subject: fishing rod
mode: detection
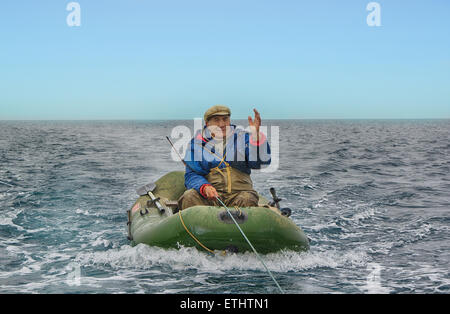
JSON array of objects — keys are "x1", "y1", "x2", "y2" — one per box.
[
  {"x1": 166, "y1": 136, "x2": 285, "y2": 294},
  {"x1": 214, "y1": 196, "x2": 285, "y2": 294},
  {"x1": 166, "y1": 136, "x2": 190, "y2": 169}
]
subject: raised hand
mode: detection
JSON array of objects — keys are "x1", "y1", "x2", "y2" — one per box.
[{"x1": 248, "y1": 108, "x2": 261, "y2": 141}]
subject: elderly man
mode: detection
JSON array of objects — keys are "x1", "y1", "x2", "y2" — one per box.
[{"x1": 178, "y1": 105, "x2": 271, "y2": 210}]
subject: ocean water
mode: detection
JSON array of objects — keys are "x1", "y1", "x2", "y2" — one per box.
[{"x1": 0, "y1": 119, "x2": 449, "y2": 294}]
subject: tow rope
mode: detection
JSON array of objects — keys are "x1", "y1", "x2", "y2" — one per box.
[
  {"x1": 215, "y1": 197, "x2": 285, "y2": 294},
  {"x1": 178, "y1": 199, "x2": 285, "y2": 294},
  {"x1": 178, "y1": 209, "x2": 216, "y2": 255}
]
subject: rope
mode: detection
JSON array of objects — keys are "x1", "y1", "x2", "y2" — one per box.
[
  {"x1": 177, "y1": 197, "x2": 285, "y2": 293},
  {"x1": 234, "y1": 206, "x2": 242, "y2": 217},
  {"x1": 196, "y1": 143, "x2": 233, "y2": 193},
  {"x1": 178, "y1": 210, "x2": 215, "y2": 255},
  {"x1": 210, "y1": 166, "x2": 232, "y2": 194},
  {"x1": 216, "y1": 197, "x2": 285, "y2": 294}
]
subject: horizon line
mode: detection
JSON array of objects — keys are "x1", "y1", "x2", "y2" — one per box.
[{"x1": 1, "y1": 118, "x2": 449, "y2": 122}]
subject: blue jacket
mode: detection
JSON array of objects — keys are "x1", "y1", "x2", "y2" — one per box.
[{"x1": 184, "y1": 125, "x2": 271, "y2": 193}]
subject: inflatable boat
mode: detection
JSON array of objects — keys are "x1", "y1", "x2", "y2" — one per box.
[{"x1": 127, "y1": 171, "x2": 309, "y2": 254}]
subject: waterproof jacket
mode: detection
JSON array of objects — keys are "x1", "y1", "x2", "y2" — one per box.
[{"x1": 184, "y1": 125, "x2": 271, "y2": 194}]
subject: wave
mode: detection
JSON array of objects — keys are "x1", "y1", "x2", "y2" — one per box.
[{"x1": 75, "y1": 244, "x2": 368, "y2": 275}]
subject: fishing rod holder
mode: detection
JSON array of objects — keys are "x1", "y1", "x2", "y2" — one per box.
[
  {"x1": 269, "y1": 187, "x2": 282, "y2": 208},
  {"x1": 269, "y1": 187, "x2": 292, "y2": 217},
  {"x1": 146, "y1": 197, "x2": 161, "y2": 208}
]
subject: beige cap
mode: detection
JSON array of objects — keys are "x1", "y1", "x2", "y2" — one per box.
[{"x1": 204, "y1": 105, "x2": 231, "y2": 122}]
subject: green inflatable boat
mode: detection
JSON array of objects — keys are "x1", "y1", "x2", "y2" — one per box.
[{"x1": 127, "y1": 171, "x2": 309, "y2": 254}]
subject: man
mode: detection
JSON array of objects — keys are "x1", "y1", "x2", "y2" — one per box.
[{"x1": 178, "y1": 105, "x2": 271, "y2": 210}]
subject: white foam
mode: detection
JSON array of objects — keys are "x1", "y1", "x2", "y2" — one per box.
[
  {"x1": 0, "y1": 207, "x2": 24, "y2": 231},
  {"x1": 91, "y1": 238, "x2": 111, "y2": 248},
  {"x1": 310, "y1": 222, "x2": 341, "y2": 232},
  {"x1": 342, "y1": 208, "x2": 376, "y2": 223},
  {"x1": 75, "y1": 208, "x2": 89, "y2": 215},
  {"x1": 75, "y1": 244, "x2": 368, "y2": 274},
  {"x1": 75, "y1": 208, "x2": 101, "y2": 217}
]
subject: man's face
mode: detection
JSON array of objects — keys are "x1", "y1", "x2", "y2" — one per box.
[{"x1": 206, "y1": 115, "x2": 231, "y2": 138}]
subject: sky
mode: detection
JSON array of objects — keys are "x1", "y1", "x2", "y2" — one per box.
[{"x1": 0, "y1": 0, "x2": 449, "y2": 120}]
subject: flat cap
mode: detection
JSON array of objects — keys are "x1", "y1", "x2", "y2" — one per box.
[{"x1": 204, "y1": 105, "x2": 231, "y2": 122}]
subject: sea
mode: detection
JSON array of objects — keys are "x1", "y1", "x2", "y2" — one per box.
[{"x1": 0, "y1": 119, "x2": 449, "y2": 294}]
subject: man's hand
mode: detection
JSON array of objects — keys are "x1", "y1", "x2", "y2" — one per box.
[
  {"x1": 248, "y1": 108, "x2": 261, "y2": 141},
  {"x1": 203, "y1": 185, "x2": 219, "y2": 200}
]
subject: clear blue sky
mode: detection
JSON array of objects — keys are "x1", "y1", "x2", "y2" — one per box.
[{"x1": 0, "y1": 0, "x2": 449, "y2": 120}]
